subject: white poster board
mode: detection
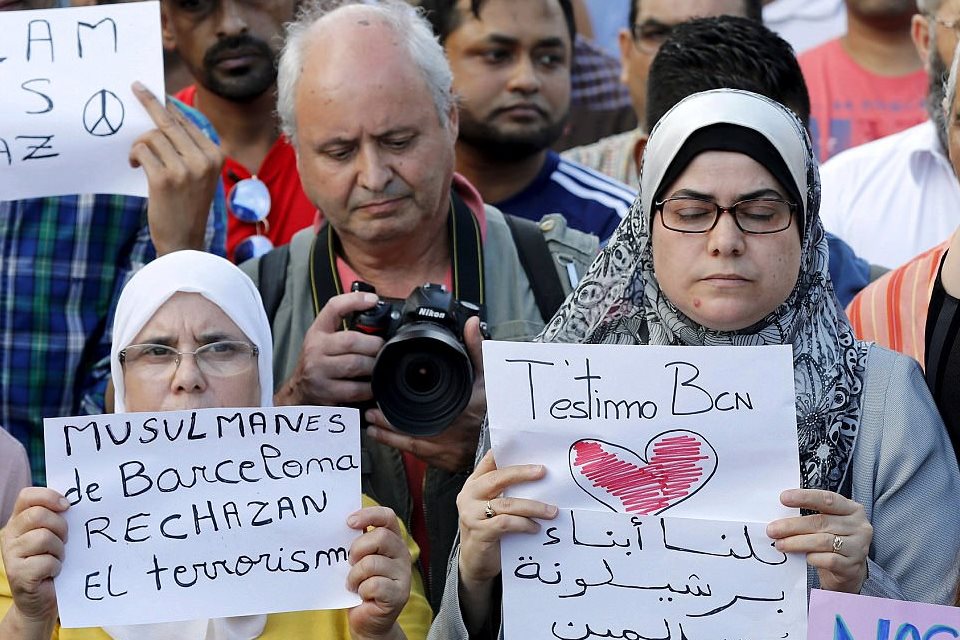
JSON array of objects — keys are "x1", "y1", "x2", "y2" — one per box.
[
  {"x1": 484, "y1": 342, "x2": 800, "y2": 522},
  {"x1": 44, "y1": 406, "x2": 361, "y2": 628},
  {"x1": 482, "y1": 342, "x2": 806, "y2": 639},
  {"x1": 0, "y1": 2, "x2": 165, "y2": 200}
]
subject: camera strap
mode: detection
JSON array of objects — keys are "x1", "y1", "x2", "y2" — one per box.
[{"x1": 308, "y1": 189, "x2": 485, "y2": 326}]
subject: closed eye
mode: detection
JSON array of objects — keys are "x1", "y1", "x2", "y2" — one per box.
[
  {"x1": 323, "y1": 146, "x2": 355, "y2": 161},
  {"x1": 382, "y1": 135, "x2": 415, "y2": 151}
]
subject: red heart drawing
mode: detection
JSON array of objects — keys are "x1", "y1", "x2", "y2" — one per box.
[{"x1": 568, "y1": 430, "x2": 717, "y2": 515}]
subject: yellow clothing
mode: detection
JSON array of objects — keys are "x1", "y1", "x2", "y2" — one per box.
[{"x1": 0, "y1": 496, "x2": 431, "y2": 640}]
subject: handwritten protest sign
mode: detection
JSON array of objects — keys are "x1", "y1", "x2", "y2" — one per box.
[
  {"x1": 44, "y1": 406, "x2": 361, "y2": 628},
  {"x1": 808, "y1": 589, "x2": 960, "y2": 640},
  {"x1": 0, "y1": 2, "x2": 164, "y2": 200},
  {"x1": 483, "y1": 342, "x2": 805, "y2": 639},
  {"x1": 502, "y1": 509, "x2": 807, "y2": 640},
  {"x1": 483, "y1": 342, "x2": 801, "y2": 523}
]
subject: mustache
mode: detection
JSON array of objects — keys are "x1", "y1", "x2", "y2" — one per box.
[{"x1": 203, "y1": 34, "x2": 275, "y2": 67}]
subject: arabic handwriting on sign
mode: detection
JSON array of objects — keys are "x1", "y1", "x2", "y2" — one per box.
[
  {"x1": 550, "y1": 617, "x2": 676, "y2": 640},
  {"x1": 514, "y1": 556, "x2": 562, "y2": 585},
  {"x1": 570, "y1": 510, "x2": 642, "y2": 553},
  {"x1": 660, "y1": 519, "x2": 787, "y2": 566},
  {"x1": 558, "y1": 558, "x2": 715, "y2": 600},
  {"x1": 681, "y1": 574, "x2": 712, "y2": 597},
  {"x1": 559, "y1": 558, "x2": 614, "y2": 599},
  {"x1": 82, "y1": 89, "x2": 124, "y2": 137},
  {"x1": 686, "y1": 590, "x2": 786, "y2": 618},
  {"x1": 544, "y1": 526, "x2": 561, "y2": 546}
]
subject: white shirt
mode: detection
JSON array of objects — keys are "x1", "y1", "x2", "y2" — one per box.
[
  {"x1": 763, "y1": 0, "x2": 846, "y2": 54},
  {"x1": 819, "y1": 120, "x2": 960, "y2": 269}
]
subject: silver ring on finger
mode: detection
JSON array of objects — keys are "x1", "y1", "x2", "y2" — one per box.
[
  {"x1": 484, "y1": 500, "x2": 496, "y2": 519},
  {"x1": 832, "y1": 535, "x2": 844, "y2": 554}
]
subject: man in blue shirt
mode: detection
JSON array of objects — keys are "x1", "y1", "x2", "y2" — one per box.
[{"x1": 422, "y1": 0, "x2": 634, "y2": 242}]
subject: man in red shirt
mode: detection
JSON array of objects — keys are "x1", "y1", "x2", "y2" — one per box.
[
  {"x1": 799, "y1": 0, "x2": 927, "y2": 162},
  {"x1": 162, "y1": 0, "x2": 317, "y2": 261}
]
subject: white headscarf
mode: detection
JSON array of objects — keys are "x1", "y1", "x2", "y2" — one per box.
[
  {"x1": 110, "y1": 250, "x2": 273, "y2": 412},
  {"x1": 541, "y1": 89, "x2": 869, "y2": 494},
  {"x1": 106, "y1": 250, "x2": 271, "y2": 640}
]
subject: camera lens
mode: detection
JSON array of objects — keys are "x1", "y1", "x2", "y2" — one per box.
[
  {"x1": 404, "y1": 355, "x2": 442, "y2": 394},
  {"x1": 372, "y1": 323, "x2": 474, "y2": 436}
]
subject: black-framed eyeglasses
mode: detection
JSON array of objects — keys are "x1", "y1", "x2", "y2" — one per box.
[
  {"x1": 630, "y1": 21, "x2": 676, "y2": 54},
  {"x1": 654, "y1": 196, "x2": 797, "y2": 234},
  {"x1": 119, "y1": 341, "x2": 259, "y2": 377}
]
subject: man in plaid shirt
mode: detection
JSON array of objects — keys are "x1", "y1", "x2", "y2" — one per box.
[{"x1": 0, "y1": 81, "x2": 227, "y2": 484}]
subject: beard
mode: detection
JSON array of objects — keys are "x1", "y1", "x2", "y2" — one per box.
[
  {"x1": 926, "y1": 40, "x2": 949, "y2": 154},
  {"x1": 457, "y1": 110, "x2": 568, "y2": 162},
  {"x1": 200, "y1": 34, "x2": 277, "y2": 103}
]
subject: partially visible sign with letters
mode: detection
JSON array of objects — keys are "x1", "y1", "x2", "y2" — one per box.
[
  {"x1": 808, "y1": 590, "x2": 960, "y2": 640},
  {"x1": 44, "y1": 406, "x2": 362, "y2": 628},
  {"x1": 0, "y1": 2, "x2": 164, "y2": 199}
]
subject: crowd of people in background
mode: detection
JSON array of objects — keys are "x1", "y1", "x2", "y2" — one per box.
[{"x1": 1, "y1": 0, "x2": 959, "y2": 638}]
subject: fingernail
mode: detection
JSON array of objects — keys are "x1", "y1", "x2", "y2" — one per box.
[
  {"x1": 367, "y1": 426, "x2": 379, "y2": 438},
  {"x1": 347, "y1": 515, "x2": 358, "y2": 527},
  {"x1": 58, "y1": 497, "x2": 70, "y2": 509},
  {"x1": 132, "y1": 80, "x2": 145, "y2": 92},
  {"x1": 546, "y1": 504, "x2": 559, "y2": 517},
  {"x1": 362, "y1": 293, "x2": 378, "y2": 304}
]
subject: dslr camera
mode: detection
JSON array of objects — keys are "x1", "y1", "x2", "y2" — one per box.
[{"x1": 347, "y1": 281, "x2": 481, "y2": 436}]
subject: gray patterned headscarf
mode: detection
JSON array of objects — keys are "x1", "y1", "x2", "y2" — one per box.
[{"x1": 540, "y1": 89, "x2": 868, "y2": 493}]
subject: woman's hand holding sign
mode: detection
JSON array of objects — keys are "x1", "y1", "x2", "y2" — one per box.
[
  {"x1": 456, "y1": 450, "x2": 558, "y2": 634},
  {"x1": 0, "y1": 487, "x2": 69, "y2": 640},
  {"x1": 346, "y1": 506, "x2": 412, "y2": 640},
  {"x1": 767, "y1": 488, "x2": 873, "y2": 594}
]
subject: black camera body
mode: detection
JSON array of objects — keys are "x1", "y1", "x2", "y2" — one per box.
[{"x1": 347, "y1": 281, "x2": 481, "y2": 436}]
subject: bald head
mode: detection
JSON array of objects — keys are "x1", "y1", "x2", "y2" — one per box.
[
  {"x1": 298, "y1": 6, "x2": 412, "y2": 95},
  {"x1": 277, "y1": 0, "x2": 455, "y2": 146}
]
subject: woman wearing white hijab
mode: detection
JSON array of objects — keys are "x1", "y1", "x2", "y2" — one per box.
[
  {"x1": 0, "y1": 251, "x2": 431, "y2": 640},
  {"x1": 429, "y1": 90, "x2": 960, "y2": 639}
]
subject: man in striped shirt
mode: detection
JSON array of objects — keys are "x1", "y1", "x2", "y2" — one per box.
[{"x1": 422, "y1": 0, "x2": 635, "y2": 242}]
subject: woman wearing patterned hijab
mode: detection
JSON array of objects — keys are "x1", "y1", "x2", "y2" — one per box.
[{"x1": 432, "y1": 89, "x2": 960, "y2": 638}]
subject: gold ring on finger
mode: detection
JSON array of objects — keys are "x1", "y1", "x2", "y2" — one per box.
[
  {"x1": 832, "y1": 535, "x2": 844, "y2": 554},
  {"x1": 484, "y1": 500, "x2": 496, "y2": 519}
]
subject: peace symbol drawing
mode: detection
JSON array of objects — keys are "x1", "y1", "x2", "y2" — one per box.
[
  {"x1": 82, "y1": 89, "x2": 125, "y2": 137},
  {"x1": 568, "y1": 430, "x2": 718, "y2": 515}
]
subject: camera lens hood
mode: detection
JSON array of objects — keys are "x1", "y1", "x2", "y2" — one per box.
[{"x1": 371, "y1": 322, "x2": 474, "y2": 437}]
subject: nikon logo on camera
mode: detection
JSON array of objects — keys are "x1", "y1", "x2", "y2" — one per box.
[{"x1": 417, "y1": 308, "x2": 446, "y2": 320}]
